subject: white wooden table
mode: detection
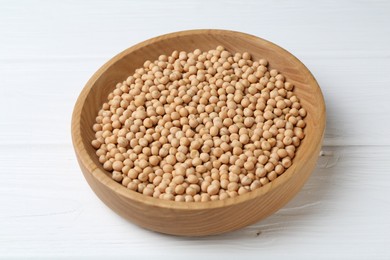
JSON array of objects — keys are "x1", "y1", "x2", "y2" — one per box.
[{"x1": 1, "y1": 0, "x2": 389, "y2": 258}]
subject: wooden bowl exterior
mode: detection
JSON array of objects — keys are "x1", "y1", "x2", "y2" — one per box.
[{"x1": 72, "y1": 30, "x2": 326, "y2": 236}]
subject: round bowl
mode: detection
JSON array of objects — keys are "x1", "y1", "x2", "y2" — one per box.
[{"x1": 72, "y1": 29, "x2": 326, "y2": 236}]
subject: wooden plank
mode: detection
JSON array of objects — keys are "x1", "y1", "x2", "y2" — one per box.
[
  {"x1": 0, "y1": 145, "x2": 389, "y2": 257},
  {"x1": 1, "y1": 0, "x2": 389, "y2": 146},
  {"x1": 1, "y1": 55, "x2": 389, "y2": 146}
]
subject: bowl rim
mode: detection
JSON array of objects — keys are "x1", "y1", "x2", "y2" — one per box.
[{"x1": 72, "y1": 29, "x2": 326, "y2": 211}]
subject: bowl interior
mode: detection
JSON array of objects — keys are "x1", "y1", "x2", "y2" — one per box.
[{"x1": 74, "y1": 30, "x2": 325, "y2": 208}]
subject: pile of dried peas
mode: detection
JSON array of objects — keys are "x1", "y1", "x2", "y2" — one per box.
[{"x1": 92, "y1": 46, "x2": 306, "y2": 202}]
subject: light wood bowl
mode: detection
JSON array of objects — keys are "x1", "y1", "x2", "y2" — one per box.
[{"x1": 72, "y1": 29, "x2": 326, "y2": 236}]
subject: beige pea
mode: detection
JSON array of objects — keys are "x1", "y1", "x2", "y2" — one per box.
[
  {"x1": 143, "y1": 187, "x2": 154, "y2": 196},
  {"x1": 122, "y1": 176, "x2": 131, "y2": 187},
  {"x1": 242, "y1": 52, "x2": 251, "y2": 60},
  {"x1": 241, "y1": 176, "x2": 252, "y2": 186},
  {"x1": 264, "y1": 162, "x2": 275, "y2": 172},
  {"x1": 175, "y1": 165, "x2": 186, "y2": 176},
  {"x1": 283, "y1": 136, "x2": 292, "y2": 146},
  {"x1": 173, "y1": 184, "x2": 184, "y2": 195},
  {"x1": 219, "y1": 154, "x2": 230, "y2": 164},
  {"x1": 277, "y1": 148, "x2": 288, "y2": 158},
  {"x1": 137, "y1": 159, "x2": 148, "y2": 169},
  {"x1": 263, "y1": 111, "x2": 274, "y2": 120},
  {"x1": 185, "y1": 186, "x2": 197, "y2": 196},
  {"x1": 200, "y1": 193, "x2": 210, "y2": 202},
  {"x1": 282, "y1": 157, "x2": 292, "y2": 168},
  {"x1": 175, "y1": 195, "x2": 185, "y2": 202},
  {"x1": 275, "y1": 164, "x2": 285, "y2": 175},
  {"x1": 250, "y1": 180, "x2": 261, "y2": 190},
  {"x1": 244, "y1": 117, "x2": 255, "y2": 128},
  {"x1": 207, "y1": 184, "x2": 220, "y2": 196},
  {"x1": 210, "y1": 126, "x2": 219, "y2": 136},
  {"x1": 267, "y1": 171, "x2": 277, "y2": 181},
  {"x1": 112, "y1": 161, "x2": 123, "y2": 172},
  {"x1": 285, "y1": 82, "x2": 294, "y2": 91},
  {"x1": 184, "y1": 195, "x2": 194, "y2": 202},
  {"x1": 201, "y1": 180, "x2": 211, "y2": 193},
  {"x1": 173, "y1": 175, "x2": 184, "y2": 185},
  {"x1": 162, "y1": 193, "x2": 175, "y2": 201},
  {"x1": 243, "y1": 161, "x2": 255, "y2": 171},
  {"x1": 191, "y1": 140, "x2": 202, "y2": 150},
  {"x1": 261, "y1": 141, "x2": 271, "y2": 151},
  {"x1": 134, "y1": 95, "x2": 146, "y2": 107},
  {"x1": 148, "y1": 155, "x2": 159, "y2": 167},
  {"x1": 227, "y1": 182, "x2": 239, "y2": 192},
  {"x1": 91, "y1": 140, "x2": 102, "y2": 149},
  {"x1": 255, "y1": 167, "x2": 267, "y2": 178},
  {"x1": 187, "y1": 174, "x2": 199, "y2": 184},
  {"x1": 199, "y1": 153, "x2": 210, "y2": 163},
  {"x1": 248, "y1": 74, "x2": 258, "y2": 83},
  {"x1": 176, "y1": 152, "x2": 187, "y2": 163},
  {"x1": 127, "y1": 182, "x2": 138, "y2": 191},
  {"x1": 138, "y1": 172, "x2": 148, "y2": 182},
  {"x1": 238, "y1": 187, "x2": 249, "y2": 195},
  {"x1": 166, "y1": 154, "x2": 177, "y2": 165},
  {"x1": 112, "y1": 171, "x2": 123, "y2": 182}
]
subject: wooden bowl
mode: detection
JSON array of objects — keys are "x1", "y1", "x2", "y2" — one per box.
[{"x1": 72, "y1": 29, "x2": 326, "y2": 236}]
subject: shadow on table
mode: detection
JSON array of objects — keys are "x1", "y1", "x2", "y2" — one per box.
[{"x1": 170, "y1": 146, "x2": 342, "y2": 241}]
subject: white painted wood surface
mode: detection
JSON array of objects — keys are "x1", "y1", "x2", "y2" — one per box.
[{"x1": 1, "y1": 0, "x2": 389, "y2": 258}]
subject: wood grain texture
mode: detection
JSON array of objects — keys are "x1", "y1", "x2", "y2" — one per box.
[
  {"x1": 71, "y1": 30, "x2": 325, "y2": 236},
  {"x1": 1, "y1": 145, "x2": 389, "y2": 258},
  {"x1": 1, "y1": 0, "x2": 389, "y2": 257}
]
